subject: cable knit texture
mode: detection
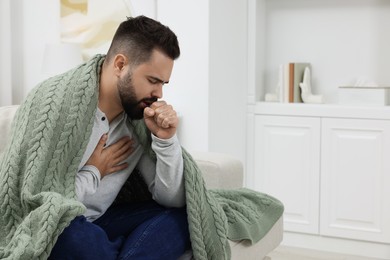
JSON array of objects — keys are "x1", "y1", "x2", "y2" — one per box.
[{"x1": 0, "y1": 55, "x2": 283, "y2": 260}]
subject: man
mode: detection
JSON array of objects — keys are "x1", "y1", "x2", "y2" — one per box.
[
  {"x1": 49, "y1": 16, "x2": 190, "y2": 259},
  {"x1": 0, "y1": 15, "x2": 190, "y2": 259},
  {"x1": 0, "y1": 14, "x2": 283, "y2": 260}
]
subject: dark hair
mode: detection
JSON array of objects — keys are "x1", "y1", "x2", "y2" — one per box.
[{"x1": 106, "y1": 15, "x2": 180, "y2": 65}]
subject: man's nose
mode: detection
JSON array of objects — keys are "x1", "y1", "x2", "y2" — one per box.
[{"x1": 152, "y1": 84, "x2": 163, "y2": 99}]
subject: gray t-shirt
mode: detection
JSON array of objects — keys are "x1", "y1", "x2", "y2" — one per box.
[{"x1": 76, "y1": 108, "x2": 185, "y2": 221}]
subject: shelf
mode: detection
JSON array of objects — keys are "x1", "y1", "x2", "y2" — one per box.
[
  {"x1": 250, "y1": 0, "x2": 390, "y2": 104},
  {"x1": 254, "y1": 102, "x2": 390, "y2": 120}
]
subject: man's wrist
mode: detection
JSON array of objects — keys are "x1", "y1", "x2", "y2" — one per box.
[{"x1": 151, "y1": 133, "x2": 178, "y2": 145}]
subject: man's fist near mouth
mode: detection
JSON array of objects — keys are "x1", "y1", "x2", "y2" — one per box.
[{"x1": 143, "y1": 100, "x2": 178, "y2": 140}]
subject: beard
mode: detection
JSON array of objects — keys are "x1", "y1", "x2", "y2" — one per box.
[{"x1": 117, "y1": 72, "x2": 157, "y2": 120}]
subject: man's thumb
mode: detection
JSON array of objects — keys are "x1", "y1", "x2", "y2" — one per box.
[
  {"x1": 144, "y1": 107, "x2": 155, "y2": 118},
  {"x1": 99, "y1": 134, "x2": 108, "y2": 149}
]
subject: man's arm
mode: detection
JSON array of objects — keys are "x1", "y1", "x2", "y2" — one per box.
[
  {"x1": 140, "y1": 100, "x2": 185, "y2": 207},
  {"x1": 75, "y1": 134, "x2": 134, "y2": 202},
  {"x1": 75, "y1": 165, "x2": 100, "y2": 201},
  {"x1": 137, "y1": 133, "x2": 185, "y2": 208}
]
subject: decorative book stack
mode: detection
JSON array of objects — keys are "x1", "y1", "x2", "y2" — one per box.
[{"x1": 278, "y1": 62, "x2": 311, "y2": 103}]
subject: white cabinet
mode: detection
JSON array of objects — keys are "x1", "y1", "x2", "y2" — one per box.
[
  {"x1": 321, "y1": 118, "x2": 390, "y2": 244},
  {"x1": 249, "y1": 102, "x2": 390, "y2": 258},
  {"x1": 245, "y1": 0, "x2": 390, "y2": 258},
  {"x1": 254, "y1": 115, "x2": 320, "y2": 234}
]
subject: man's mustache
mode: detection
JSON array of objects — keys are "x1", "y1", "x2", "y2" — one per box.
[{"x1": 140, "y1": 97, "x2": 158, "y2": 106}]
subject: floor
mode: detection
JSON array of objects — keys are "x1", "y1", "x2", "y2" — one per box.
[{"x1": 266, "y1": 246, "x2": 384, "y2": 260}]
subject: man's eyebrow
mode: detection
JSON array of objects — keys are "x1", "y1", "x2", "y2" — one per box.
[{"x1": 149, "y1": 76, "x2": 169, "y2": 85}]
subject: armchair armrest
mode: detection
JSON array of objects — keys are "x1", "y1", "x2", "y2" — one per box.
[
  {"x1": 0, "y1": 105, "x2": 19, "y2": 155},
  {"x1": 190, "y1": 151, "x2": 244, "y2": 189}
]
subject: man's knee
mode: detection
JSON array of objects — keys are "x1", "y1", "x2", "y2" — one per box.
[
  {"x1": 49, "y1": 216, "x2": 120, "y2": 260},
  {"x1": 165, "y1": 207, "x2": 189, "y2": 231},
  {"x1": 119, "y1": 207, "x2": 190, "y2": 259},
  {"x1": 159, "y1": 207, "x2": 190, "y2": 245}
]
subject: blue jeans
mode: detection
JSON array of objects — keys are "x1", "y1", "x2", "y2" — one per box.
[{"x1": 48, "y1": 201, "x2": 191, "y2": 260}]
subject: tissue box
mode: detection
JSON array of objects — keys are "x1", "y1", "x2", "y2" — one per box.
[{"x1": 338, "y1": 86, "x2": 390, "y2": 106}]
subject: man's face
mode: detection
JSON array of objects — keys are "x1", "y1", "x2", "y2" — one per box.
[
  {"x1": 117, "y1": 49, "x2": 174, "y2": 120},
  {"x1": 117, "y1": 71, "x2": 155, "y2": 120}
]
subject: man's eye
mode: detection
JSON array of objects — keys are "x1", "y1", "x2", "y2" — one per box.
[{"x1": 148, "y1": 78, "x2": 158, "y2": 84}]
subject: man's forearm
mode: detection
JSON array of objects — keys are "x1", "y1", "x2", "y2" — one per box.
[{"x1": 138, "y1": 134, "x2": 185, "y2": 207}]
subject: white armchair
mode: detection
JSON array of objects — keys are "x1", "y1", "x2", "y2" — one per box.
[
  {"x1": 188, "y1": 151, "x2": 283, "y2": 260},
  {"x1": 0, "y1": 105, "x2": 283, "y2": 259}
]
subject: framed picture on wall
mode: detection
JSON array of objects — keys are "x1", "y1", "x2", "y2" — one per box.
[{"x1": 60, "y1": 0, "x2": 132, "y2": 60}]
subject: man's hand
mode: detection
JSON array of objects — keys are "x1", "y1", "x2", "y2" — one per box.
[
  {"x1": 85, "y1": 135, "x2": 134, "y2": 178},
  {"x1": 144, "y1": 101, "x2": 178, "y2": 139}
]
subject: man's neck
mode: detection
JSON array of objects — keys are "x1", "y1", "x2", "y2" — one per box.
[
  {"x1": 98, "y1": 64, "x2": 123, "y2": 123},
  {"x1": 98, "y1": 100, "x2": 123, "y2": 123}
]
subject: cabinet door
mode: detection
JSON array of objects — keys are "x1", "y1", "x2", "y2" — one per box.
[
  {"x1": 321, "y1": 118, "x2": 390, "y2": 243},
  {"x1": 254, "y1": 115, "x2": 321, "y2": 234}
]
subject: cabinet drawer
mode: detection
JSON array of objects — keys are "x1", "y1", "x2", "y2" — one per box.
[
  {"x1": 254, "y1": 115, "x2": 321, "y2": 234},
  {"x1": 321, "y1": 118, "x2": 390, "y2": 243}
]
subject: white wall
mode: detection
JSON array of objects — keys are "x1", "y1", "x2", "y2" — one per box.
[
  {"x1": 1, "y1": 0, "x2": 60, "y2": 104},
  {"x1": 157, "y1": 0, "x2": 210, "y2": 152},
  {"x1": 130, "y1": 0, "x2": 156, "y2": 18},
  {"x1": 12, "y1": 0, "x2": 249, "y2": 164},
  {"x1": 17, "y1": 0, "x2": 212, "y2": 153},
  {"x1": 0, "y1": 0, "x2": 13, "y2": 106},
  {"x1": 22, "y1": 0, "x2": 61, "y2": 96},
  {"x1": 209, "y1": 0, "x2": 248, "y2": 162},
  {"x1": 157, "y1": 0, "x2": 248, "y2": 164},
  {"x1": 0, "y1": 0, "x2": 38, "y2": 105}
]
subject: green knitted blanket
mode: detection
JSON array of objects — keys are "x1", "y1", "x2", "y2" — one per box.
[{"x1": 0, "y1": 55, "x2": 284, "y2": 260}]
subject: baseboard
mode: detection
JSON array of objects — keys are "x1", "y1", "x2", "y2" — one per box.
[{"x1": 281, "y1": 231, "x2": 390, "y2": 259}]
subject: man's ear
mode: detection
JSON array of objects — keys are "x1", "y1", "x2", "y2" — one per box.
[{"x1": 113, "y1": 54, "x2": 127, "y2": 76}]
